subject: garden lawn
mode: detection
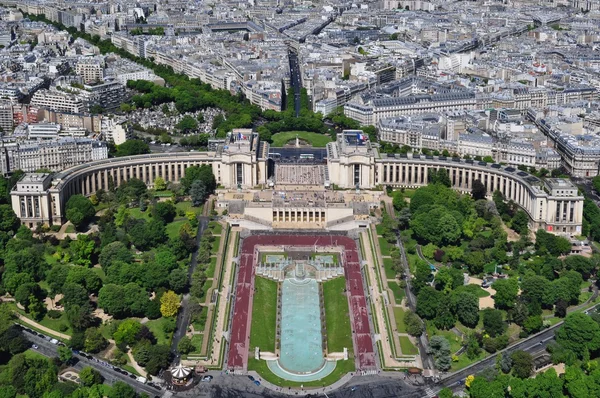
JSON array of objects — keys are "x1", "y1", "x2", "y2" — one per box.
[
  {"x1": 376, "y1": 224, "x2": 386, "y2": 236},
  {"x1": 249, "y1": 277, "x2": 278, "y2": 352},
  {"x1": 388, "y1": 281, "x2": 405, "y2": 304},
  {"x1": 190, "y1": 334, "x2": 204, "y2": 353},
  {"x1": 393, "y1": 307, "x2": 406, "y2": 333},
  {"x1": 427, "y1": 321, "x2": 463, "y2": 354},
  {"x1": 166, "y1": 220, "x2": 186, "y2": 239},
  {"x1": 247, "y1": 357, "x2": 354, "y2": 388},
  {"x1": 462, "y1": 284, "x2": 490, "y2": 298},
  {"x1": 323, "y1": 277, "x2": 353, "y2": 353},
  {"x1": 383, "y1": 258, "x2": 397, "y2": 279},
  {"x1": 201, "y1": 280, "x2": 213, "y2": 299},
  {"x1": 271, "y1": 131, "x2": 332, "y2": 148},
  {"x1": 65, "y1": 225, "x2": 76, "y2": 233},
  {"x1": 211, "y1": 237, "x2": 221, "y2": 254},
  {"x1": 145, "y1": 318, "x2": 174, "y2": 346},
  {"x1": 208, "y1": 222, "x2": 222, "y2": 235},
  {"x1": 205, "y1": 257, "x2": 217, "y2": 278},
  {"x1": 378, "y1": 237, "x2": 392, "y2": 256},
  {"x1": 399, "y1": 336, "x2": 418, "y2": 355}
]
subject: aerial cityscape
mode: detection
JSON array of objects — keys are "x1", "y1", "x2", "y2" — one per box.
[{"x1": 1, "y1": 0, "x2": 600, "y2": 397}]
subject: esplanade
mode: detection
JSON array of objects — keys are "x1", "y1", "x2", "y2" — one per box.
[{"x1": 11, "y1": 129, "x2": 583, "y2": 234}]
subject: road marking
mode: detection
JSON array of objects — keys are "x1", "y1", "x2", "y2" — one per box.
[{"x1": 423, "y1": 387, "x2": 436, "y2": 398}]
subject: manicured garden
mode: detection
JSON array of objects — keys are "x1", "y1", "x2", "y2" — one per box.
[
  {"x1": 271, "y1": 131, "x2": 332, "y2": 147},
  {"x1": 323, "y1": 277, "x2": 353, "y2": 353},
  {"x1": 248, "y1": 277, "x2": 278, "y2": 353}
]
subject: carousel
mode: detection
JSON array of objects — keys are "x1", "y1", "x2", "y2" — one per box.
[{"x1": 170, "y1": 363, "x2": 193, "y2": 386}]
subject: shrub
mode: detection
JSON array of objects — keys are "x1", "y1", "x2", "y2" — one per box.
[{"x1": 47, "y1": 310, "x2": 62, "y2": 319}]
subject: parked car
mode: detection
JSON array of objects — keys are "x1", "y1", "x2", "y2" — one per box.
[
  {"x1": 247, "y1": 375, "x2": 255, "y2": 382},
  {"x1": 32, "y1": 344, "x2": 38, "y2": 349},
  {"x1": 254, "y1": 380, "x2": 260, "y2": 386},
  {"x1": 201, "y1": 376, "x2": 213, "y2": 382}
]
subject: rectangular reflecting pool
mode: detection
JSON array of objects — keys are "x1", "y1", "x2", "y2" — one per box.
[{"x1": 278, "y1": 278, "x2": 326, "y2": 373}]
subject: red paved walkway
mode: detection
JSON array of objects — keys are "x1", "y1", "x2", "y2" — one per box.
[{"x1": 227, "y1": 235, "x2": 376, "y2": 371}]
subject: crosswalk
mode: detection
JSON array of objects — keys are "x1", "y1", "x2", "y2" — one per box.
[{"x1": 423, "y1": 387, "x2": 437, "y2": 398}]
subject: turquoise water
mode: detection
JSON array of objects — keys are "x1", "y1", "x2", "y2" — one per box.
[
  {"x1": 267, "y1": 358, "x2": 336, "y2": 382},
  {"x1": 278, "y1": 278, "x2": 325, "y2": 374}
]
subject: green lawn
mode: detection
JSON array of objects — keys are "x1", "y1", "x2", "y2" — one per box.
[
  {"x1": 165, "y1": 220, "x2": 186, "y2": 239},
  {"x1": 90, "y1": 267, "x2": 106, "y2": 281},
  {"x1": 399, "y1": 336, "x2": 418, "y2": 355},
  {"x1": 129, "y1": 208, "x2": 151, "y2": 221},
  {"x1": 202, "y1": 280, "x2": 213, "y2": 299},
  {"x1": 25, "y1": 349, "x2": 49, "y2": 361},
  {"x1": 388, "y1": 281, "x2": 405, "y2": 304},
  {"x1": 427, "y1": 321, "x2": 463, "y2": 354},
  {"x1": 190, "y1": 334, "x2": 204, "y2": 354},
  {"x1": 383, "y1": 258, "x2": 397, "y2": 279},
  {"x1": 122, "y1": 364, "x2": 141, "y2": 376},
  {"x1": 249, "y1": 277, "x2": 278, "y2": 352},
  {"x1": 378, "y1": 237, "x2": 392, "y2": 256},
  {"x1": 271, "y1": 131, "x2": 332, "y2": 148},
  {"x1": 208, "y1": 222, "x2": 222, "y2": 235},
  {"x1": 145, "y1": 318, "x2": 174, "y2": 346},
  {"x1": 323, "y1": 277, "x2": 353, "y2": 353},
  {"x1": 462, "y1": 284, "x2": 490, "y2": 298},
  {"x1": 393, "y1": 307, "x2": 406, "y2": 333},
  {"x1": 248, "y1": 357, "x2": 354, "y2": 388},
  {"x1": 39, "y1": 313, "x2": 72, "y2": 336},
  {"x1": 211, "y1": 237, "x2": 221, "y2": 254},
  {"x1": 205, "y1": 257, "x2": 217, "y2": 278},
  {"x1": 65, "y1": 225, "x2": 75, "y2": 233},
  {"x1": 376, "y1": 224, "x2": 386, "y2": 236}
]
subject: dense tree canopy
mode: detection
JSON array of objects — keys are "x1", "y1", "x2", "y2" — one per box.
[{"x1": 65, "y1": 195, "x2": 95, "y2": 229}]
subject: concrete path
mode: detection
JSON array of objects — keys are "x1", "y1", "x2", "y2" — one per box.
[
  {"x1": 15, "y1": 313, "x2": 71, "y2": 340},
  {"x1": 361, "y1": 230, "x2": 411, "y2": 369},
  {"x1": 127, "y1": 350, "x2": 147, "y2": 377},
  {"x1": 246, "y1": 370, "x2": 354, "y2": 396},
  {"x1": 187, "y1": 227, "x2": 238, "y2": 367}
]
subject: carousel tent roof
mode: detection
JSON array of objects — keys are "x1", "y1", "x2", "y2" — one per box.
[{"x1": 170, "y1": 364, "x2": 192, "y2": 379}]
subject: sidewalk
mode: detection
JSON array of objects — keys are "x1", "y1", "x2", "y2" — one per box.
[
  {"x1": 15, "y1": 313, "x2": 71, "y2": 340},
  {"x1": 247, "y1": 370, "x2": 354, "y2": 396}
]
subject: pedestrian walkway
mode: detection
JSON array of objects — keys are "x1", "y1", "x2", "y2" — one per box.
[
  {"x1": 246, "y1": 370, "x2": 354, "y2": 396},
  {"x1": 423, "y1": 387, "x2": 437, "y2": 398},
  {"x1": 127, "y1": 350, "x2": 147, "y2": 377},
  {"x1": 15, "y1": 313, "x2": 71, "y2": 340}
]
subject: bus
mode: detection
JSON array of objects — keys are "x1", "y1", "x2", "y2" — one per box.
[{"x1": 299, "y1": 154, "x2": 314, "y2": 160}]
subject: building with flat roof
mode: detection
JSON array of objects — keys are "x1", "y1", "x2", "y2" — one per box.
[{"x1": 11, "y1": 130, "x2": 583, "y2": 235}]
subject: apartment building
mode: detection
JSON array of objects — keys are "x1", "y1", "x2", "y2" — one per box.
[
  {"x1": 75, "y1": 59, "x2": 104, "y2": 84},
  {"x1": 0, "y1": 102, "x2": 13, "y2": 133},
  {"x1": 0, "y1": 138, "x2": 108, "y2": 174},
  {"x1": 31, "y1": 90, "x2": 85, "y2": 113}
]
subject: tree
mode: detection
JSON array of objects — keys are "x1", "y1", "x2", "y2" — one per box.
[
  {"x1": 556, "y1": 313, "x2": 600, "y2": 359},
  {"x1": 523, "y1": 315, "x2": 543, "y2": 335},
  {"x1": 79, "y1": 366, "x2": 103, "y2": 387},
  {"x1": 84, "y1": 327, "x2": 108, "y2": 353},
  {"x1": 466, "y1": 333, "x2": 482, "y2": 360},
  {"x1": 116, "y1": 139, "x2": 150, "y2": 157},
  {"x1": 98, "y1": 284, "x2": 129, "y2": 317},
  {"x1": 0, "y1": 204, "x2": 20, "y2": 234},
  {"x1": 176, "y1": 115, "x2": 198, "y2": 133},
  {"x1": 472, "y1": 179, "x2": 486, "y2": 200},
  {"x1": 492, "y1": 278, "x2": 519, "y2": 310},
  {"x1": 181, "y1": 164, "x2": 216, "y2": 194},
  {"x1": 521, "y1": 275, "x2": 552, "y2": 309},
  {"x1": 62, "y1": 282, "x2": 90, "y2": 309},
  {"x1": 482, "y1": 309, "x2": 506, "y2": 337},
  {"x1": 178, "y1": 336, "x2": 194, "y2": 354},
  {"x1": 451, "y1": 291, "x2": 479, "y2": 328},
  {"x1": 511, "y1": 210, "x2": 529, "y2": 235},
  {"x1": 99, "y1": 241, "x2": 133, "y2": 270},
  {"x1": 153, "y1": 201, "x2": 176, "y2": 223},
  {"x1": 434, "y1": 298, "x2": 456, "y2": 330},
  {"x1": 69, "y1": 234, "x2": 95, "y2": 267},
  {"x1": 57, "y1": 345, "x2": 73, "y2": 363},
  {"x1": 153, "y1": 176, "x2": 166, "y2": 191},
  {"x1": 190, "y1": 180, "x2": 207, "y2": 206},
  {"x1": 65, "y1": 195, "x2": 95, "y2": 229},
  {"x1": 109, "y1": 381, "x2": 137, "y2": 398},
  {"x1": 511, "y1": 350, "x2": 533, "y2": 379},
  {"x1": 564, "y1": 255, "x2": 595, "y2": 280},
  {"x1": 129, "y1": 219, "x2": 167, "y2": 251},
  {"x1": 160, "y1": 290, "x2": 180, "y2": 317},
  {"x1": 66, "y1": 303, "x2": 95, "y2": 331},
  {"x1": 169, "y1": 268, "x2": 188, "y2": 293},
  {"x1": 416, "y1": 287, "x2": 442, "y2": 319},
  {"x1": 404, "y1": 310, "x2": 424, "y2": 337},
  {"x1": 428, "y1": 336, "x2": 452, "y2": 371}
]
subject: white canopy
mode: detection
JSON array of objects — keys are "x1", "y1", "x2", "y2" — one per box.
[{"x1": 170, "y1": 364, "x2": 192, "y2": 379}]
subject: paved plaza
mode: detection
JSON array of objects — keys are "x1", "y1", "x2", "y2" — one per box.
[{"x1": 275, "y1": 164, "x2": 325, "y2": 185}]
